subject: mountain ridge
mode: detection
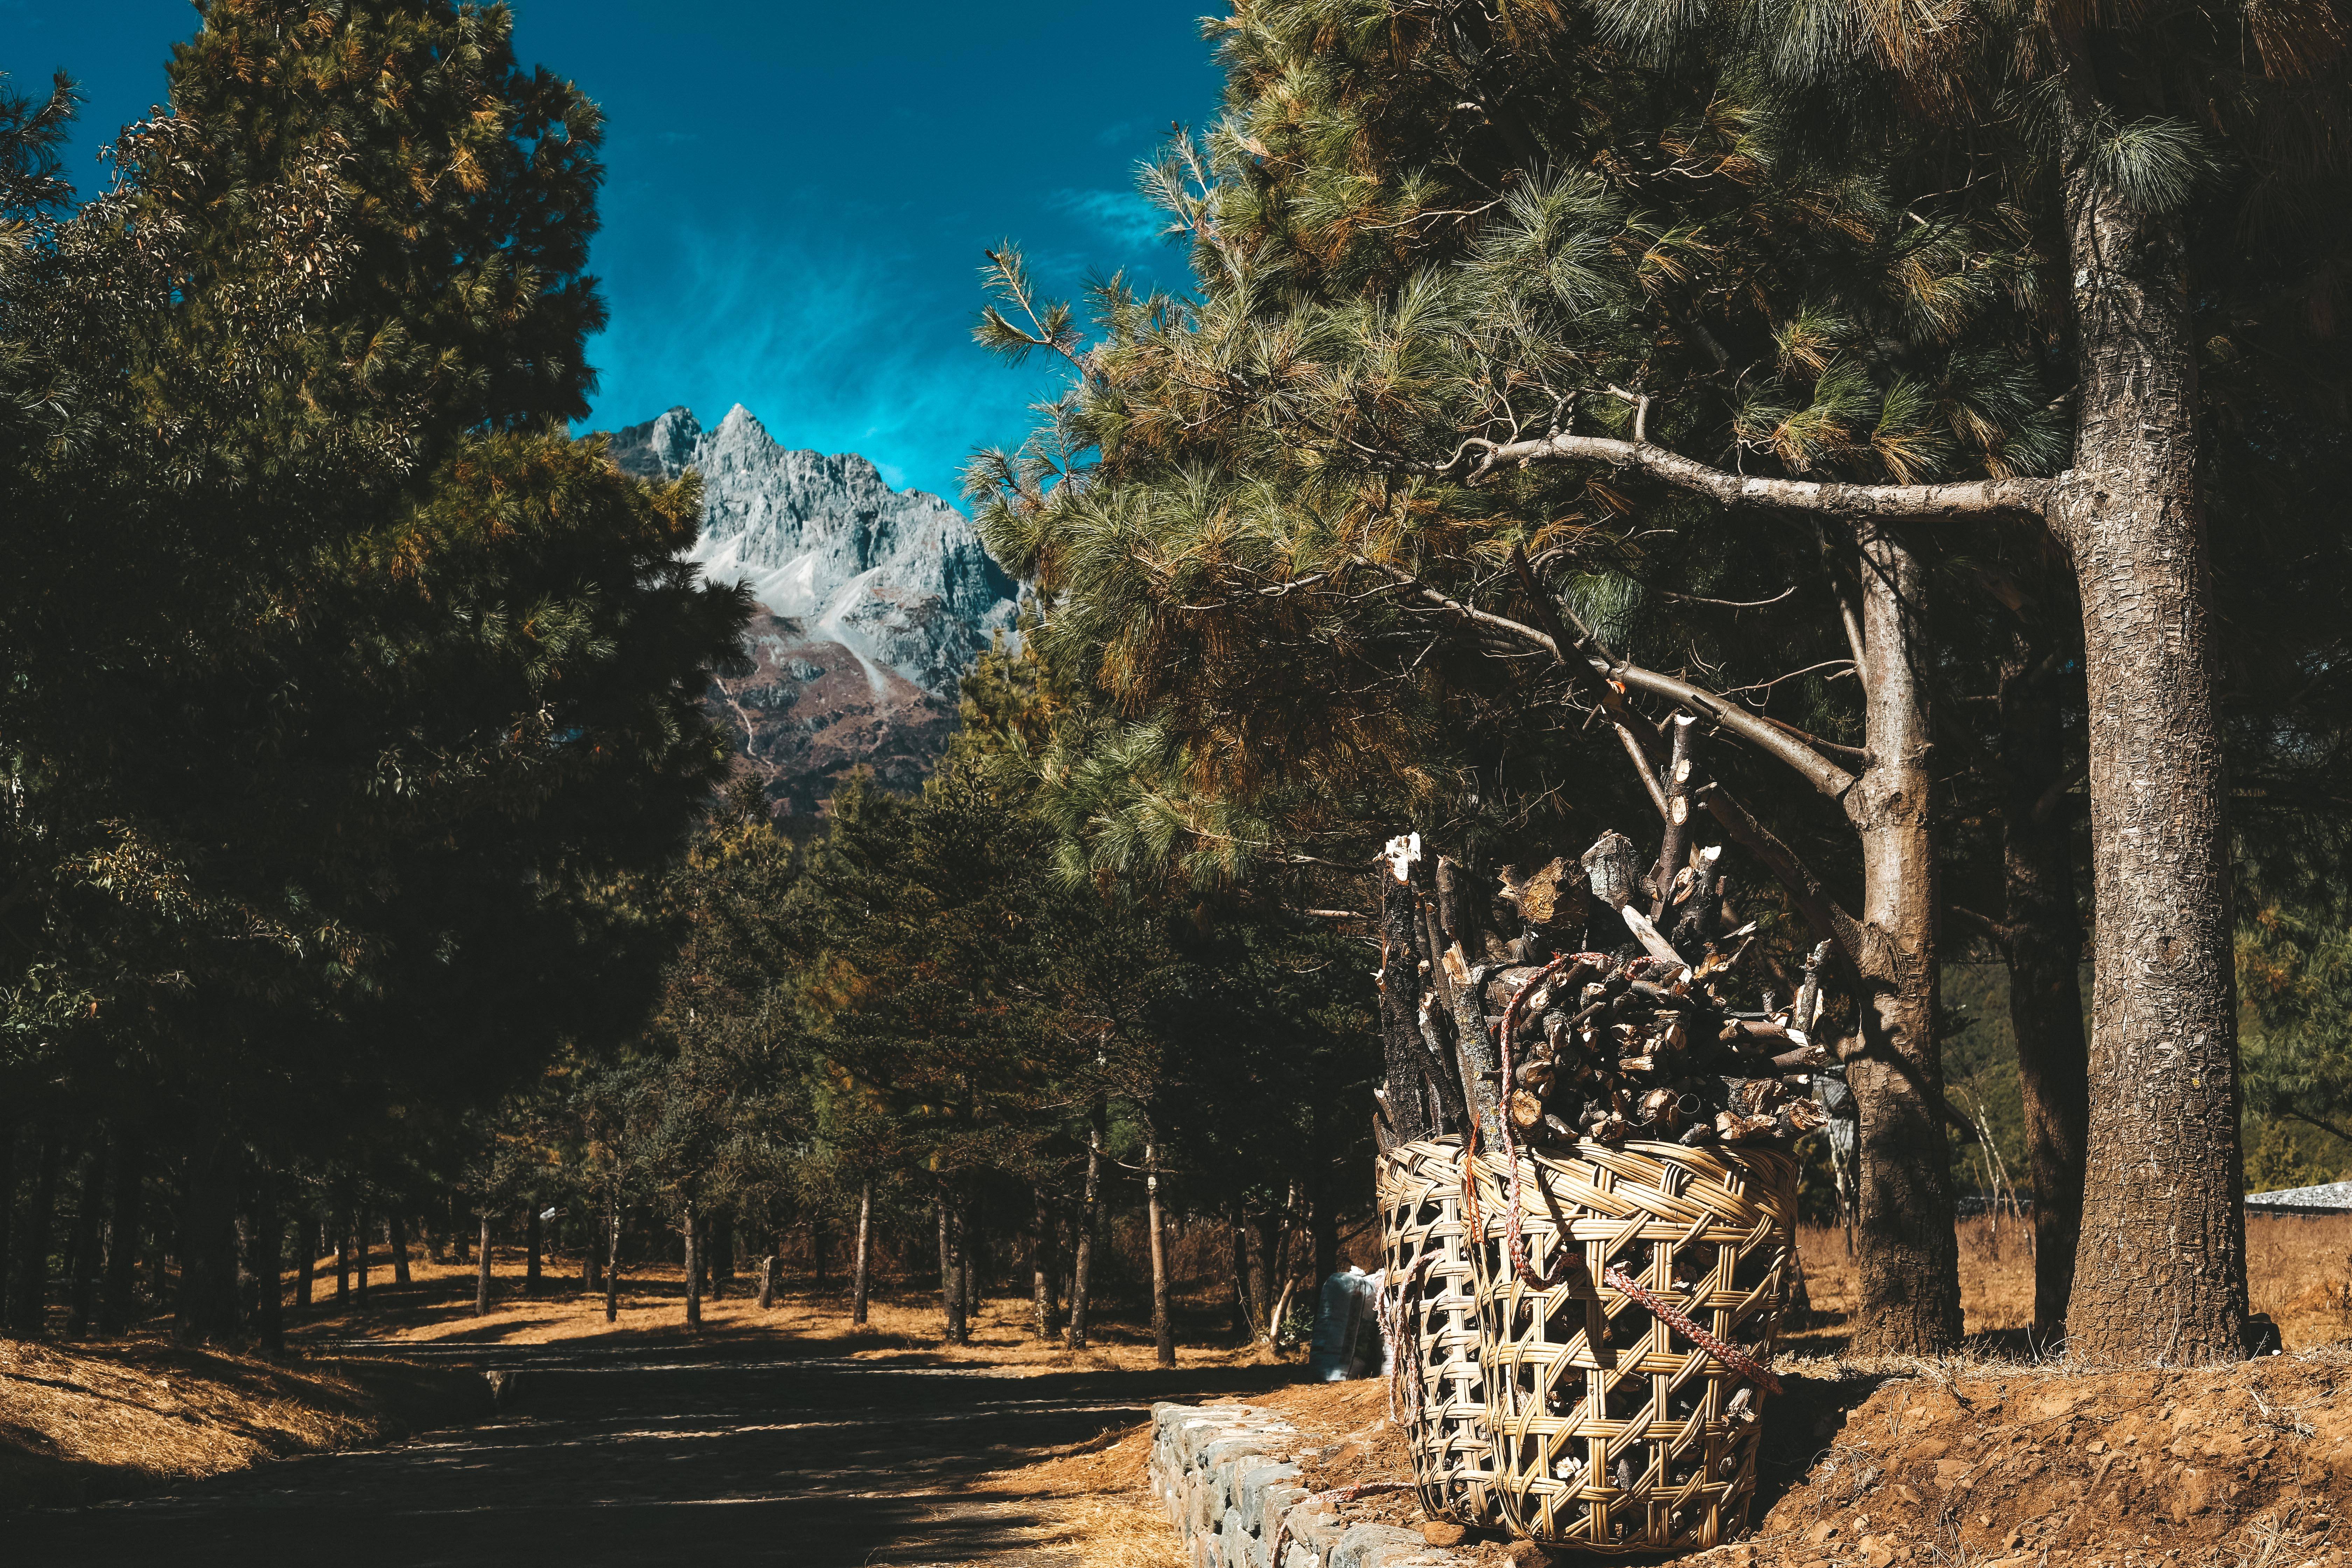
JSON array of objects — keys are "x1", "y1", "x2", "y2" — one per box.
[{"x1": 607, "y1": 405, "x2": 1018, "y2": 817}]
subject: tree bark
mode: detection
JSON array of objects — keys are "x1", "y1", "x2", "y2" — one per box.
[
  {"x1": 335, "y1": 1209, "x2": 351, "y2": 1305},
  {"x1": 603, "y1": 1186, "x2": 621, "y2": 1324},
  {"x1": 2054, "y1": 177, "x2": 2247, "y2": 1365},
  {"x1": 1998, "y1": 630, "x2": 2091, "y2": 1340},
  {"x1": 64, "y1": 1145, "x2": 104, "y2": 1338},
  {"x1": 941, "y1": 1186, "x2": 968, "y2": 1346},
  {"x1": 474, "y1": 1213, "x2": 492, "y2": 1316},
  {"x1": 353, "y1": 1199, "x2": 368, "y2": 1308},
  {"x1": 1066, "y1": 1099, "x2": 1104, "y2": 1350},
  {"x1": 852, "y1": 1181, "x2": 872, "y2": 1326},
  {"x1": 250, "y1": 1162, "x2": 282, "y2": 1354},
  {"x1": 173, "y1": 1138, "x2": 242, "y2": 1346},
  {"x1": 0, "y1": 1125, "x2": 15, "y2": 1332},
  {"x1": 1843, "y1": 522, "x2": 1963, "y2": 1356},
  {"x1": 295, "y1": 1208, "x2": 315, "y2": 1311},
  {"x1": 683, "y1": 1199, "x2": 702, "y2": 1330},
  {"x1": 389, "y1": 1211, "x2": 412, "y2": 1287},
  {"x1": 11, "y1": 1133, "x2": 61, "y2": 1335},
  {"x1": 1029, "y1": 1185, "x2": 1054, "y2": 1340},
  {"x1": 1147, "y1": 1139, "x2": 1174, "y2": 1366},
  {"x1": 524, "y1": 1203, "x2": 542, "y2": 1298},
  {"x1": 1228, "y1": 1209, "x2": 1254, "y2": 1338},
  {"x1": 99, "y1": 1135, "x2": 141, "y2": 1335}
]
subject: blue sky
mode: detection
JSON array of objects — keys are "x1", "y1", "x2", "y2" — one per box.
[{"x1": 4, "y1": 0, "x2": 1222, "y2": 499}]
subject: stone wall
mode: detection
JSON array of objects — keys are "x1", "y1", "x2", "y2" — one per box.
[{"x1": 1148, "y1": 1401, "x2": 1470, "y2": 1568}]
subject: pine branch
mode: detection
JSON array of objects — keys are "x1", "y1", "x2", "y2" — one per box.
[{"x1": 1422, "y1": 430, "x2": 2055, "y2": 522}]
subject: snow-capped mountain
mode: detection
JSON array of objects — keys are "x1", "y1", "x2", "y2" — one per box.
[{"x1": 607, "y1": 405, "x2": 1020, "y2": 818}]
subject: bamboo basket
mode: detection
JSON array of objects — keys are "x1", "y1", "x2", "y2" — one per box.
[
  {"x1": 1375, "y1": 1138, "x2": 1503, "y2": 1527},
  {"x1": 1463, "y1": 1140, "x2": 1798, "y2": 1552}
]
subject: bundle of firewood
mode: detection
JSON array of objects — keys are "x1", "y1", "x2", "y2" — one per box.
[{"x1": 1379, "y1": 822, "x2": 1838, "y2": 1155}]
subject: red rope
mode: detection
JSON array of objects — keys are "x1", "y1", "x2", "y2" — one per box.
[{"x1": 1601, "y1": 1263, "x2": 1783, "y2": 1396}]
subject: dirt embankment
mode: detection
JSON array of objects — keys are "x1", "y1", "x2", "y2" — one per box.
[
  {"x1": 0, "y1": 1335, "x2": 491, "y2": 1512},
  {"x1": 994, "y1": 1351, "x2": 2352, "y2": 1567}
]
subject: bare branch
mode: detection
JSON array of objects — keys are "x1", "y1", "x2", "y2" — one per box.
[{"x1": 1440, "y1": 431, "x2": 2054, "y2": 522}]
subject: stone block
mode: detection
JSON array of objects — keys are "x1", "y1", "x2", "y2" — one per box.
[{"x1": 1329, "y1": 1523, "x2": 1435, "y2": 1568}]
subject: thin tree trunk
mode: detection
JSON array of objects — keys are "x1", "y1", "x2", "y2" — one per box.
[
  {"x1": 12, "y1": 1133, "x2": 61, "y2": 1335},
  {"x1": 941, "y1": 1185, "x2": 969, "y2": 1345},
  {"x1": 335, "y1": 1210, "x2": 351, "y2": 1306},
  {"x1": 100, "y1": 1128, "x2": 140, "y2": 1335},
  {"x1": 1999, "y1": 629, "x2": 2091, "y2": 1341},
  {"x1": 1066, "y1": 1099, "x2": 1104, "y2": 1350},
  {"x1": 603, "y1": 1185, "x2": 621, "y2": 1324},
  {"x1": 1843, "y1": 522, "x2": 1963, "y2": 1356},
  {"x1": 1228, "y1": 1208, "x2": 1254, "y2": 1339},
  {"x1": 1030, "y1": 1185, "x2": 1054, "y2": 1340},
  {"x1": 956, "y1": 1203, "x2": 976, "y2": 1337},
  {"x1": 525, "y1": 1203, "x2": 542, "y2": 1298},
  {"x1": 852, "y1": 1182, "x2": 872, "y2": 1326},
  {"x1": 251, "y1": 1162, "x2": 282, "y2": 1354},
  {"x1": 65, "y1": 1144, "x2": 104, "y2": 1338},
  {"x1": 1147, "y1": 1140, "x2": 1173, "y2": 1366},
  {"x1": 295, "y1": 1210, "x2": 315, "y2": 1310},
  {"x1": 354, "y1": 1199, "x2": 368, "y2": 1308},
  {"x1": 390, "y1": 1211, "x2": 412, "y2": 1287},
  {"x1": 2053, "y1": 178, "x2": 2246, "y2": 1365},
  {"x1": 474, "y1": 1213, "x2": 492, "y2": 1316},
  {"x1": 758, "y1": 1254, "x2": 777, "y2": 1309},
  {"x1": 0, "y1": 1126, "x2": 16, "y2": 1332},
  {"x1": 683, "y1": 1200, "x2": 702, "y2": 1330}
]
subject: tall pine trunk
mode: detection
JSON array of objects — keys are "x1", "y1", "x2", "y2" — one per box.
[
  {"x1": 2054, "y1": 180, "x2": 2247, "y2": 1365},
  {"x1": 474, "y1": 1213, "x2": 492, "y2": 1316},
  {"x1": 11, "y1": 1133, "x2": 62, "y2": 1334},
  {"x1": 1843, "y1": 523, "x2": 1962, "y2": 1355},
  {"x1": 941, "y1": 1186, "x2": 968, "y2": 1345},
  {"x1": 524, "y1": 1204, "x2": 542, "y2": 1298},
  {"x1": 1147, "y1": 1140, "x2": 1173, "y2": 1366},
  {"x1": 603, "y1": 1185, "x2": 622, "y2": 1324},
  {"x1": 335, "y1": 1209, "x2": 351, "y2": 1305},
  {"x1": 251, "y1": 1163, "x2": 282, "y2": 1354},
  {"x1": 173, "y1": 1138, "x2": 242, "y2": 1345},
  {"x1": 1998, "y1": 629, "x2": 2091, "y2": 1340},
  {"x1": 295, "y1": 1209, "x2": 316, "y2": 1310},
  {"x1": 1066, "y1": 1099, "x2": 1104, "y2": 1350},
  {"x1": 1029, "y1": 1186, "x2": 1056, "y2": 1340},
  {"x1": 0, "y1": 1126, "x2": 15, "y2": 1331},
  {"x1": 354, "y1": 1199, "x2": 368, "y2": 1308},
  {"x1": 852, "y1": 1182, "x2": 872, "y2": 1326},
  {"x1": 390, "y1": 1211, "x2": 412, "y2": 1287},
  {"x1": 683, "y1": 1200, "x2": 702, "y2": 1330},
  {"x1": 98, "y1": 1137, "x2": 141, "y2": 1334},
  {"x1": 65, "y1": 1145, "x2": 104, "y2": 1337}
]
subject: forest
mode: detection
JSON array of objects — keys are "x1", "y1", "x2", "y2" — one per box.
[{"x1": 5, "y1": 0, "x2": 2352, "y2": 1396}]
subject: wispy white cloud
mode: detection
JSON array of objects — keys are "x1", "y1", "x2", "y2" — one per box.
[
  {"x1": 1047, "y1": 187, "x2": 1169, "y2": 252},
  {"x1": 582, "y1": 223, "x2": 1063, "y2": 502}
]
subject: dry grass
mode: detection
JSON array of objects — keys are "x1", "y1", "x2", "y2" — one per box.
[
  {"x1": 0, "y1": 1334, "x2": 481, "y2": 1510},
  {"x1": 1788, "y1": 1212, "x2": 2352, "y2": 1355}
]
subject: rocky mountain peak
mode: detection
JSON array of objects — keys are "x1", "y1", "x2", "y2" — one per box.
[{"x1": 606, "y1": 405, "x2": 1021, "y2": 818}]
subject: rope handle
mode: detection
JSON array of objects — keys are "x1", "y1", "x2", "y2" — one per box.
[{"x1": 1601, "y1": 1262, "x2": 1783, "y2": 1396}]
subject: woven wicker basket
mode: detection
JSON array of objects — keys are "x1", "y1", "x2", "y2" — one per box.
[
  {"x1": 1463, "y1": 1140, "x2": 1798, "y2": 1552},
  {"x1": 1375, "y1": 1138, "x2": 1503, "y2": 1527}
]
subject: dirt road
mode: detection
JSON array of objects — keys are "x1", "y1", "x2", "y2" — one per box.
[{"x1": 9, "y1": 1339, "x2": 1295, "y2": 1567}]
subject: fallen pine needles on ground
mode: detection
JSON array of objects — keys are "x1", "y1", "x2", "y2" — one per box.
[{"x1": 0, "y1": 1335, "x2": 489, "y2": 1512}]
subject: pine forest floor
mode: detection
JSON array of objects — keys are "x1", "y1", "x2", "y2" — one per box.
[{"x1": 4, "y1": 1215, "x2": 2350, "y2": 1565}]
